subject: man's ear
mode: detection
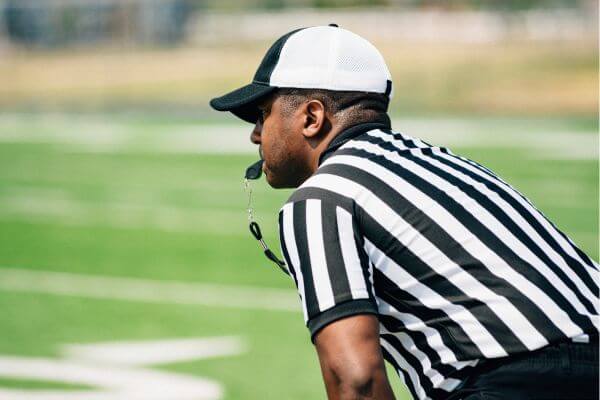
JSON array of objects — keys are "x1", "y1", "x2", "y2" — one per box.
[{"x1": 301, "y1": 99, "x2": 328, "y2": 139}]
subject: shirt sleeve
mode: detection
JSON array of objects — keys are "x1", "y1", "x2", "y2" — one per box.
[{"x1": 278, "y1": 196, "x2": 378, "y2": 341}]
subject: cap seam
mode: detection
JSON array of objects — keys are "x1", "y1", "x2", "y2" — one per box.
[
  {"x1": 326, "y1": 27, "x2": 340, "y2": 88},
  {"x1": 267, "y1": 28, "x2": 305, "y2": 86}
]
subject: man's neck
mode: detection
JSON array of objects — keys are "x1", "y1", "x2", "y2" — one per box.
[{"x1": 315, "y1": 119, "x2": 391, "y2": 167}]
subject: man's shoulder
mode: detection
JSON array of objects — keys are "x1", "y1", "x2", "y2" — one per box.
[
  {"x1": 280, "y1": 164, "x2": 363, "y2": 216},
  {"x1": 282, "y1": 173, "x2": 357, "y2": 212},
  {"x1": 280, "y1": 126, "x2": 443, "y2": 214}
]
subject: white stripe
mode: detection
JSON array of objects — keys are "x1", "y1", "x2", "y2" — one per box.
[
  {"x1": 436, "y1": 146, "x2": 600, "y2": 282},
  {"x1": 282, "y1": 203, "x2": 309, "y2": 321},
  {"x1": 336, "y1": 206, "x2": 370, "y2": 300},
  {"x1": 368, "y1": 130, "x2": 599, "y2": 315},
  {"x1": 437, "y1": 377, "x2": 463, "y2": 392},
  {"x1": 305, "y1": 199, "x2": 335, "y2": 311},
  {"x1": 381, "y1": 338, "x2": 431, "y2": 400},
  {"x1": 437, "y1": 146, "x2": 600, "y2": 293},
  {"x1": 380, "y1": 325, "x2": 461, "y2": 392},
  {"x1": 571, "y1": 333, "x2": 590, "y2": 343},
  {"x1": 378, "y1": 298, "x2": 478, "y2": 369},
  {"x1": 0, "y1": 267, "x2": 300, "y2": 312},
  {"x1": 419, "y1": 146, "x2": 599, "y2": 314},
  {"x1": 333, "y1": 142, "x2": 585, "y2": 339}
]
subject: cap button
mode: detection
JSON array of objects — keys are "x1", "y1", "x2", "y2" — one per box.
[{"x1": 328, "y1": 23, "x2": 339, "y2": 27}]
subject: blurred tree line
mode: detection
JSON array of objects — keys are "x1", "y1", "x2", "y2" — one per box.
[
  {"x1": 1, "y1": 0, "x2": 593, "y2": 48},
  {"x1": 195, "y1": 0, "x2": 592, "y2": 10},
  {"x1": 2, "y1": 0, "x2": 190, "y2": 47}
]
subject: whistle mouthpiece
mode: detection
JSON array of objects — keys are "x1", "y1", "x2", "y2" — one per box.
[{"x1": 245, "y1": 160, "x2": 264, "y2": 180}]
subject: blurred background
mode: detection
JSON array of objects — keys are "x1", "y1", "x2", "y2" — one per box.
[{"x1": 0, "y1": 1, "x2": 597, "y2": 399}]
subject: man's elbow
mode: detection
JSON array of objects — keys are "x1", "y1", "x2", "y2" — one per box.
[
  {"x1": 339, "y1": 372, "x2": 376, "y2": 398},
  {"x1": 331, "y1": 363, "x2": 388, "y2": 399}
]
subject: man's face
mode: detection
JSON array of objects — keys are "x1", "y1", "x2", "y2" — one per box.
[{"x1": 250, "y1": 95, "x2": 312, "y2": 189}]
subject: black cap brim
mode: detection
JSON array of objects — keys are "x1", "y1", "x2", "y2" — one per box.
[{"x1": 209, "y1": 83, "x2": 277, "y2": 124}]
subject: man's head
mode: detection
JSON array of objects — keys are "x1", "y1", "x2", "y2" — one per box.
[
  {"x1": 251, "y1": 88, "x2": 389, "y2": 188},
  {"x1": 210, "y1": 25, "x2": 393, "y2": 188}
]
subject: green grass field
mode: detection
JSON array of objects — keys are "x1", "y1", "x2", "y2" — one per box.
[{"x1": 0, "y1": 114, "x2": 597, "y2": 399}]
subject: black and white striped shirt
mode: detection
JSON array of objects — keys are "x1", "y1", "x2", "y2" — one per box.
[{"x1": 278, "y1": 122, "x2": 599, "y2": 400}]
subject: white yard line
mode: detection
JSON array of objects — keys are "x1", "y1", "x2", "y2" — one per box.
[
  {"x1": 0, "y1": 114, "x2": 596, "y2": 159},
  {"x1": 0, "y1": 189, "x2": 248, "y2": 235},
  {"x1": 0, "y1": 267, "x2": 300, "y2": 312},
  {"x1": 0, "y1": 336, "x2": 246, "y2": 400},
  {"x1": 63, "y1": 337, "x2": 247, "y2": 367}
]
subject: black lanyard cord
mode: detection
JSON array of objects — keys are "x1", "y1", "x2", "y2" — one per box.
[
  {"x1": 244, "y1": 167, "x2": 289, "y2": 276},
  {"x1": 249, "y1": 221, "x2": 289, "y2": 275}
]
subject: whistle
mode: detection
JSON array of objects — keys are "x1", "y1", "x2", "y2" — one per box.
[{"x1": 245, "y1": 160, "x2": 264, "y2": 180}]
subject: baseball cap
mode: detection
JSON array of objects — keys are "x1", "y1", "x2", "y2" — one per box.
[{"x1": 209, "y1": 24, "x2": 393, "y2": 123}]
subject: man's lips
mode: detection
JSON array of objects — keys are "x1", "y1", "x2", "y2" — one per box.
[{"x1": 258, "y1": 146, "x2": 267, "y2": 172}]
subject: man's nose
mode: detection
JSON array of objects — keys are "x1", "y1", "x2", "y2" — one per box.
[{"x1": 250, "y1": 120, "x2": 262, "y2": 145}]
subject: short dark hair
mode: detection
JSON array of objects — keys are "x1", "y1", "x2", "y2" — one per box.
[{"x1": 275, "y1": 88, "x2": 390, "y2": 128}]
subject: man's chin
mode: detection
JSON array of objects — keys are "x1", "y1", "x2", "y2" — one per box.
[
  {"x1": 265, "y1": 174, "x2": 292, "y2": 189},
  {"x1": 264, "y1": 170, "x2": 298, "y2": 189}
]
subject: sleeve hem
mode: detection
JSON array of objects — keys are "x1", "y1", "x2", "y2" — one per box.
[{"x1": 308, "y1": 299, "x2": 378, "y2": 343}]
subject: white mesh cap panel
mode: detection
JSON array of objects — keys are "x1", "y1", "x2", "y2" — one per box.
[
  {"x1": 270, "y1": 26, "x2": 332, "y2": 88},
  {"x1": 269, "y1": 26, "x2": 392, "y2": 98},
  {"x1": 332, "y1": 29, "x2": 392, "y2": 96}
]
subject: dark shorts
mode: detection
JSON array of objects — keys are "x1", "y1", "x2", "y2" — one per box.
[{"x1": 447, "y1": 340, "x2": 599, "y2": 400}]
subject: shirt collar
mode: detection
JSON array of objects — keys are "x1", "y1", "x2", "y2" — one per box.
[{"x1": 318, "y1": 120, "x2": 391, "y2": 166}]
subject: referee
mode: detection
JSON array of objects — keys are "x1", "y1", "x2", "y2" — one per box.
[{"x1": 210, "y1": 25, "x2": 599, "y2": 400}]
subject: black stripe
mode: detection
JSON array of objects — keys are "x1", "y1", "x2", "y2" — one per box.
[
  {"x1": 287, "y1": 186, "x2": 376, "y2": 302},
  {"x1": 321, "y1": 201, "x2": 353, "y2": 304},
  {"x1": 292, "y1": 201, "x2": 320, "y2": 319},
  {"x1": 426, "y1": 144, "x2": 599, "y2": 296},
  {"x1": 279, "y1": 210, "x2": 298, "y2": 288},
  {"x1": 288, "y1": 186, "x2": 354, "y2": 213},
  {"x1": 378, "y1": 314, "x2": 460, "y2": 378},
  {"x1": 372, "y1": 135, "x2": 598, "y2": 315},
  {"x1": 379, "y1": 300, "x2": 479, "y2": 400},
  {"x1": 317, "y1": 162, "x2": 531, "y2": 354},
  {"x1": 381, "y1": 333, "x2": 456, "y2": 399},
  {"x1": 558, "y1": 231, "x2": 599, "y2": 271},
  {"x1": 382, "y1": 129, "x2": 498, "y2": 180},
  {"x1": 355, "y1": 250, "x2": 373, "y2": 303},
  {"x1": 308, "y1": 298, "x2": 377, "y2": 341},
  {"x1": 381, "y1": 344, "x2": 419, "y2": 400},
  {"x1": 253, "y1": 28, "x2": 305, "y2": 84},
  {"x1": 438, "y1": 145, "x2": 501, "y2": 181},
  {"x1": 438, "y1": 145, "x2": 596, "y2": 272},
  {"x1": 422, "y1": 148, "x2": 596, "y2": 314},
  {"x1": 333, "y1": 146, "x2": 595, "y2": 338}
]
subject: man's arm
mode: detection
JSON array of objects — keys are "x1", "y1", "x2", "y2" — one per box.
[{"x1": 314, "y1": 314, "x2": 396, "y2": 400}]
